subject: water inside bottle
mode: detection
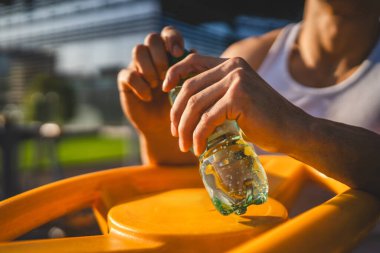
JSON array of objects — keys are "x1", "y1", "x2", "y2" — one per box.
[{"x1": 199, "y1": 135, "x2": 268, "y2": 215}]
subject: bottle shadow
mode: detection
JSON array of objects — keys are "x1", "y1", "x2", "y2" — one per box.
[{"x1": 237, "y1": 215, "x2": 286, "y2": 227}]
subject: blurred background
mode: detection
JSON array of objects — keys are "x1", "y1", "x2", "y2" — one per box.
[
  {"x1": 0, "y1": 0, "x2": 304, "y2": 241},
  {"x1": 0, "y1": 2, "x2": 378, "y2": 252},
  {"x1": 0, "y1": 0, "x2": 304, "y2": 200}
]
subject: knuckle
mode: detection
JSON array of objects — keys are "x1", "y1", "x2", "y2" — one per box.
[
  {"x1": 125, "y1": 70, "x2": 137, "y2": 84},
  {"x1": 145, "y1": 32, "x2": 160, "y2": 45},
  {"x1": 193, "y1": 129, "x2": 204, "y2": 143},
  {"x1": 178, "y1": 123, "x2": 186, "y2": 136},
  {"x1": 230, "y1": 57, "x2": 245, "y2": 67},
  {"x1": 118, "y1": 68, "x2": 137, "y2": 91},
  {"x1": 187, "y1": 95, "x2": 198, "y2": 109},
  {"x1": 201, "y1": 111, "x2": 211, "y2": 123},
  {"x1": 186, "y1": 53, "x2": 197, "y2": 63},
  {"x1": 181, "y1": 80, "x2": 194, "y2": 97},
  {"x1": 231, "y1": 67, "x2": 245, "y2": 81},
  {"x1": 161, "y1": 26, "x2": 177, "y2": 40},
  {"x1": 182, "y1": 78, "x2": 194, "y2": 89},
  {"x1": 162, "y1": 25, "x2": 175, "y2": 32},
  {"x1": 229, "y1": 81, "x2": 244, "y2": 100},
  {"x1": 132, "y1": 44, "x2": 146, "y2": 58}
]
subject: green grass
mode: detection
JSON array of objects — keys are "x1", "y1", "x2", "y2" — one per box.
[{"x1": 19, "y1": 135, "x2": 130, "y2": 171}]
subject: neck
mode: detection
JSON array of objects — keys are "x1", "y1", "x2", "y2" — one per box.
[{"x1": 298, "y1": 0, "x2": 380, "y2": 70}]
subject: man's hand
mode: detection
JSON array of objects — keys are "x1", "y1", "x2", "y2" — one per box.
[
  {"x1": 118, "y1": 26, "x2": 185, "y2": 135},
  {"x1": 163, "y1": 54, "x2": 380, "y2": 199},
  {"x1": 163, "y1": 54, "x2": 307, "y2": 156},
  {"x1": 117, "y1": 26, "x2": 197, "y2": 165}
]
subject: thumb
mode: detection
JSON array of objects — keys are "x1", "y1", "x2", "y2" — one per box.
[{"x1": 161, "y1": 26, "x2": 184, "y2": 57}]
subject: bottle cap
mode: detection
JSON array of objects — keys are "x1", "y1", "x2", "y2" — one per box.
[{"x1": 168, "y1": 49, "x2": 191, "y2": 67}]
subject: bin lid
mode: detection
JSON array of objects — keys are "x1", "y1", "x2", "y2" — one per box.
[{"x1": 108, "y1": 188, "x2": 288, "y2": 240}]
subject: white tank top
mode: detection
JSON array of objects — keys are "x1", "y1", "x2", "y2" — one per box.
[{"x1": 257, "y1": 23, "x2": 380, "y2": 134}]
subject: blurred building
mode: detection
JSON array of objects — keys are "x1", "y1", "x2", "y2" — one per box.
[
  {"x1": 0, "y1": 49, "x2": 55, "y2": 108},
  {"x1": 0, "y1": 0, "x2": 301, "y2": 124}
]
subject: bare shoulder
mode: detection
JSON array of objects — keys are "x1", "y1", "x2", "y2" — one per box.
[{"x1": 221, "y1": 28, "x2": 282, "y2": 70}]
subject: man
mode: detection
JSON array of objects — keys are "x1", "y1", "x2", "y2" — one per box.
[{"x1": 117, "y1": 0, "x2": 380, "y2": 197}]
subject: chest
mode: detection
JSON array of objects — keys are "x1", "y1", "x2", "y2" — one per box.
[{"x1": 260, "y1": 65, "x2": 380, "y2": 132}]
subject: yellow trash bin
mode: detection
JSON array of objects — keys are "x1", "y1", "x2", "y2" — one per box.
[{"x1": 0, "y1": 156, "x2": 379, "y2": 252}]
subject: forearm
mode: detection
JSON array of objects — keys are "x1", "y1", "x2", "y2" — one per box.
[
  {"x1": 284, "y1": 114, "x2": 380, "y2": 198},
  {"x1": 139, "y1": 133, "x2": 197, "y2": 166}
]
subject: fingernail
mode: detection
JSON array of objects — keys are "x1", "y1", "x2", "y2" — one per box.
[
  {"x1": 172, "y1": 44, "x2": 183, "y2": 57},
  {"x1": 179, "y1": 139, "x2": 185, "y2": 152},
  {"x1": 162, "y1": 78, "x2": 168, "y2": 91}
]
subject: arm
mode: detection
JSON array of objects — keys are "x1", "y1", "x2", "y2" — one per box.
[
  {"x1": 221, "y1": 28, "x2": 280, "y2": 70},
  {"x1": 163, "y1": 54, "x2": 380, "y2": 198},
  {"x1": 288, "y1": 115, "x2": 380, "y2": 196}
]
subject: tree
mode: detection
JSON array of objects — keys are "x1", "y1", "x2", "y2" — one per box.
[{"x1": 24, "y1": 74, "x2": 76, "y2": 124}]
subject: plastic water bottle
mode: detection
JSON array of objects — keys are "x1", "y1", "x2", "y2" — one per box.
[{"x1": 168, "y1": 51, "x2": 269, "y2": 215}]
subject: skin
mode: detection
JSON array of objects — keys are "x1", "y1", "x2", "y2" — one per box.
[
  {"x1": 118, "y1": 27, "x2": 197, "y2": 165},
  {"x1": 164, "y1": 54, "x2": 380, "y2": 197},
  {"x1": 222, "y1": 0, "x2": 380, "y2": 86},
  {"x1": 117, "y1": 0, "x2": 380, "y2": 196}
]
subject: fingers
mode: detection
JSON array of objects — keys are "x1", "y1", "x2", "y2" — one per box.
[
  {"x1": 118, "y1": 68, "x2": 152, "y2": 102},
  {"x1": 144, "y1": 33, "x2": 168, "y2": 81},
  {"x1": 176, "y1": 79, "x2": 229, "y2": 152},
  {"x1": 189, "y1": 68, "x2": 248, "y2": 155},
  {"x1": 130, "y1": 27, "x2": 184, "y2": 90},
  {"x1": 169, "y1": 69, "x2": 224, "y2": 134},
  {"x1": 163, "y1": 54, "x2": 226, "y2": 92},
  {"x1": 169, "y1": 57, "x2": 239, "y2": 135},
  {"x1": 161, "y1": 26, "x2": 184, "y2": 57},
  {"x1": 133, "y1": 44, "x2": 160, "y2": 88},
  {"x1": 119, "y1": 26, "x2": 184, "y2": 105},
  {"x1": 193, "y1": 96, "x2": 230, "y2": 156},
  {"x1": 168, "y1": 58, "x2": 249, "y2": 155}
]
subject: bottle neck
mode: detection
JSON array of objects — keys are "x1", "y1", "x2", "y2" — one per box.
[
  {"x1": 206, "y1": 132, "x2": 242, "y2": 150},
  {"x1": 200, "y1": 123, "x2": 242, "y2": 160},
  {"x1": 168, "y1": 86, "x2": 182, "y2": 106},
  {"x1": 207, "y1": 120, "x2": 241, "y2": 143}
]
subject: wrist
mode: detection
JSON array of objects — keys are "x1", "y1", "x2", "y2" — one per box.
[{"x1": 279, "y1": 107, "x2": 315, "y2": 157}]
